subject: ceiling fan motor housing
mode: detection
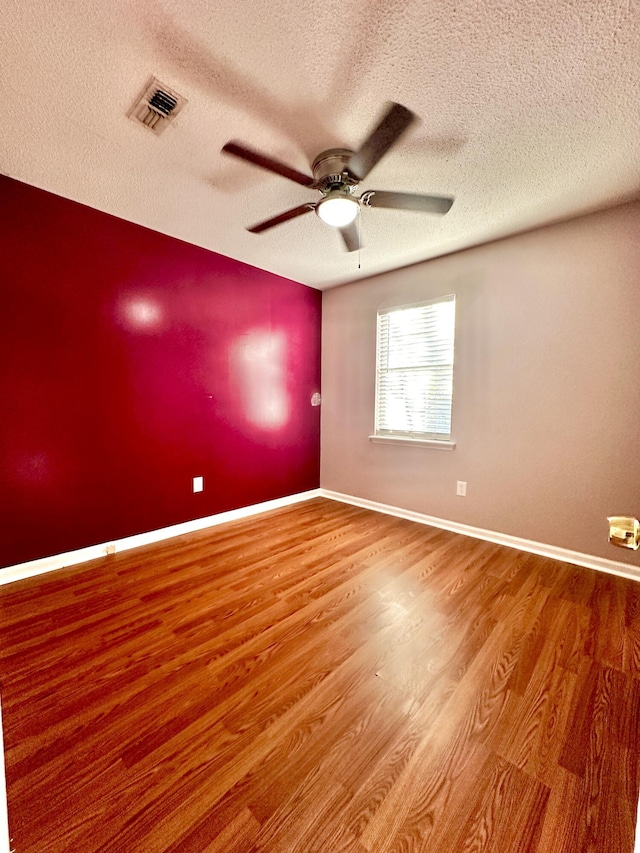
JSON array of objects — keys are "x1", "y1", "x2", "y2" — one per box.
[{"x1": 311, "y1": 148, "x2": 358, "y2": 192}]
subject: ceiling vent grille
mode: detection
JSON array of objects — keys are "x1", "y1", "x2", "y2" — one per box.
[{"x1": 128, "y1": 77, "x2": 187, "y2": 136}]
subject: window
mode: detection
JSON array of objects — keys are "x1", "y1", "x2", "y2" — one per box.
[{"x1": 374, "y1": 294, "x2": 456, "y2": 443}]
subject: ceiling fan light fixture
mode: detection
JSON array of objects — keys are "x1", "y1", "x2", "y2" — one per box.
[{"x1": 316, "y1": 192, "x2": 359, "y2": 227}]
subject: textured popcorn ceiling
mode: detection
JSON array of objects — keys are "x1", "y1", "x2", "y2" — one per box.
[{"x1": 1, "y1": 0, "x2": 640, "y2": 289}]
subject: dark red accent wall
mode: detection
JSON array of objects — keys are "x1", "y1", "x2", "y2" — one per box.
[{"x1": 0, "y1": 176, "x2": 321, "y2": 569}]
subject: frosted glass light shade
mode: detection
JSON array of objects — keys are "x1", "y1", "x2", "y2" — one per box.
[{"x1": 316, "y1": 193, "x2": 359, "y2": 227}]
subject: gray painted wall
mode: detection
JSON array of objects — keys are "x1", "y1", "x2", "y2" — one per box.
[{"x1": 321, "y1": 201, "x2": 640, "y2": 565}]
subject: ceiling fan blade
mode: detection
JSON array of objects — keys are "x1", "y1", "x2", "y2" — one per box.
[
  {"x1": 247, "y1": 203, "x2": 316, "y2": 234},
  {"x1": 362, "y1": 190, "x2": 454, "y2": 215},
  {"x1": 222, "y1": 141, "x2": 315, "y2": 187},
  {"x1": 348, "y1": 103, "x2": 416, "y2": 181},
  {"x1": 339, "y1": 221, "x2": 360, "y2": 252}
]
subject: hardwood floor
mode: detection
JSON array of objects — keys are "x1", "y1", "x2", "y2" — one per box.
[{"x1": 0, "y1": 497, "x2": 638, "y2": 852}]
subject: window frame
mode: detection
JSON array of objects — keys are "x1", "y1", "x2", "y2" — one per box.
[{"x1": 372, "y1": 294, "x2": 456, "y2": 448}]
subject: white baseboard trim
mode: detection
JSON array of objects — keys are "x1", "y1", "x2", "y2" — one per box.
[
  {"x1": 0, "y1": 490, "x2": 322, "y2": 587},
  {"x1": 319, "y1": 489, "x2": 640, "y2": 583},
  {"x1": 3, "y1": 485, "x2": 638, "y2": 588}
]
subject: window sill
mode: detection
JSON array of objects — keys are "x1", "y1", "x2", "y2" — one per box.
[{"x1": 368, "y1": 435, "x2": 456, "y2": 450}]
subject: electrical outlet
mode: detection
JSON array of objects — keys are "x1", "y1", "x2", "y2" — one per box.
[
  {"x1": 456, "y1": 481, "x2": 467, "y2": 497},
  {"x1": 193, "y1": 476, "x2": 204, "y2": 493}
]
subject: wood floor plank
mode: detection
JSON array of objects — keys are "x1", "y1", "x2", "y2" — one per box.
[
  {"x1": 495, "y1": 606, "x2": 580, "y2": 786},
  {"x1": 447, "y1": 755, "x2": 550, "y2": 853},
  {"x1": 166, "y1": 804, "x2": 260, "y2": 853},
  {"x1": 558, "y1": 656, "x2": 600, "y2": 778},
  {"x1": 1, "y1": 497, "x2": 638, "y2": 852}
]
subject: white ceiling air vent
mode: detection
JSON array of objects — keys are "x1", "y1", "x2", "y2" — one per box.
[{"x1": 128, "y1": 77, "x2": 187, "y2": 136}]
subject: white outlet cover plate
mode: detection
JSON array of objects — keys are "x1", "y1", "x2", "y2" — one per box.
[
  {"x1": 193, "y1": 476, "x2": 204, "y2": 493},
  {"x1": 457, "y1": 481, "x2": 467, "y2": 496}
]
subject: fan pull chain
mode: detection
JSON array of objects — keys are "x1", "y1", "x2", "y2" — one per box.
[{"x1": 358, "y1": 209, "x2": 362, "y2": 270}]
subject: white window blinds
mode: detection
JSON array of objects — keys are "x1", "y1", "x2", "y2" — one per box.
[{"x1": 375, "y1": 295, "x2": 456, "y2": 440}]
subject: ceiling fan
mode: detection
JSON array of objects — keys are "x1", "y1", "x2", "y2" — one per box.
[{"x1": 221, "y1": 103, "x2": 454, "y2": 252}]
